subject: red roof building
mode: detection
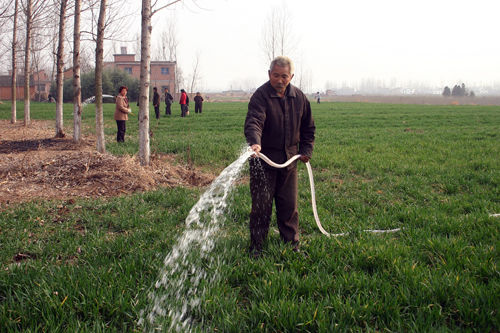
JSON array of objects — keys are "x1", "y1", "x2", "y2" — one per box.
[
  {"x1": 104, "y1": 47, "x2": 176, "y2": 94},
  {"x1": 0, "y1": 70, "x2": 51, "y2": 101}
]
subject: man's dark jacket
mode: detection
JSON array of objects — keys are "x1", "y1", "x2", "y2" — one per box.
[
  {"x1": 153, "y1": 91, "x2": 160, "y2": 106},
  {"x1": 244, "y1": 81, "x2": 315, "y2": 166},
  {"x1": 165, "y1": 92, "x2": 173, "y2": 105}
]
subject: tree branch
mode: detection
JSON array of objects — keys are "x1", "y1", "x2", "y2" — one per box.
[{"x1": 152, "y1": 0, "x2": 182, "y2": 16}]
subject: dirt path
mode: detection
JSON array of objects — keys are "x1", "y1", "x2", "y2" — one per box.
[{"x1": 0, "y1": 120, "x2": 214, "y2": 207}]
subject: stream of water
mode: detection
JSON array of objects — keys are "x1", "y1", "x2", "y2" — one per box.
[{"x1": 138, "y1": 148, "x2": 252, "y2": 332}]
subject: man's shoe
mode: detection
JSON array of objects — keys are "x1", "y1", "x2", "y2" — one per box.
[
  {"x1": 249, "y1": 248, "x2": 262, "y2": 258},
  {"x1": 249, "y1": 244, "x2": 263, "y2": 258}
]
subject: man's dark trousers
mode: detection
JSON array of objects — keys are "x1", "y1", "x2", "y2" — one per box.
[{"x1": 249, "y1": 158, "x2": 299, "y2": 250}]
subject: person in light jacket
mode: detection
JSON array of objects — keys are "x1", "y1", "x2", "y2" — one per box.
[{"x1": 114, "y1": 86, "x2": 132, "y2": 142}]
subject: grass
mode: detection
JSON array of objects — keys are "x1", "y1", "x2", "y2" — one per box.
[{"x1": 0, "y1": 100, "x2": 499, "y2": 331}]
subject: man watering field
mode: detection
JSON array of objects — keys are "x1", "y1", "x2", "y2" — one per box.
[{"x1": 244, "y1": 56, "x2": 316, "y2": 257}]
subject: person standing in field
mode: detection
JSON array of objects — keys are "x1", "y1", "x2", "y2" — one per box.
[
  {"x1": 114, "y1": 86, "x2": 132, "y2": 142},
  {"x1": 164, "y1": 88, "x2": 173, "y2": 115},
  {"x1": 153, "y1": 87, "x2": 160, "y2": 120},
  {"x1": 315, "y1": 91, "x2": 321, "y2": 104},
  {"x1": 244, "y1": 56, "x2": 316, "y2": 257},
  {"x1": 194, "y1": 92, "x2": 204, "y2": 113},
  {"x1": 179, "y1": 89, "x2": 188, "y2": 117}
]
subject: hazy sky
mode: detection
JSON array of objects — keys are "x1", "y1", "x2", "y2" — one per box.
[{"x1": 122, "y1": 0, "x2": 500, "y2": 92}]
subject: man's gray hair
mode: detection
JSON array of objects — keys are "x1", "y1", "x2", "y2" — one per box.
[{"x1": 269, "y1": 56, "x2": 294, "y2": 75}]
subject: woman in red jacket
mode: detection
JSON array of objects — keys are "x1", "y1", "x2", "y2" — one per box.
[{"x1": 179, "y1": 89, "x2": 187, "y2": 117}]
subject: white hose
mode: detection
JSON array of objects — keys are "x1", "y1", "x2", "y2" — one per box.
[{"x1": 255, "y1": 151, "x2": 401, "y2": 237}]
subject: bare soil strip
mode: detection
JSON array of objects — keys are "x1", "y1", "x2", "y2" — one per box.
[{"x1": 0, "y1": 120, "x2": 214, "y2": 206}]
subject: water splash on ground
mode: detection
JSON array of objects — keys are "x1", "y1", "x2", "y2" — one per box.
[{"x1": 139, "y1": 147, "x2": 252, "y2": 332}]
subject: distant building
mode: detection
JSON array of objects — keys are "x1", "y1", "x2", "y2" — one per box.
[
  {"x1": 0, "y1": 70, "x2": 51, "y2": 101},
  {"x1": 104, "y1": 47, "x2": 176, "y2": 93},
  {"x1": 63, "y1": 68, "x2": 73, "y2": 80}
]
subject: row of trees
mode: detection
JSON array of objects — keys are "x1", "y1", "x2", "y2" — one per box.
[
  {"x1": 1, "y1": 0, "x2": 188, "y2": 166},
  {"x1": 50, "y1": 68, "x2": 140, "y2": 103},
  {"x1": 442, "y1": 83, "x2": 475, "y2": 97},
  {"x1": 1, "y1": 1, "x2": 296, "y2": 165}
]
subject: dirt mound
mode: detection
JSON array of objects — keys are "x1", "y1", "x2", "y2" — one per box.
[{"x1": 0, "y1": 120, "x2": 215, "y2": 206}]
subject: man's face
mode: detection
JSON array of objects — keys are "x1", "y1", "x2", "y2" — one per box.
[{"x1": 268, "y1": 65, "x2": 293, "y2": 95}]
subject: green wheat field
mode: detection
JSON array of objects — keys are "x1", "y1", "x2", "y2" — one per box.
[{"x1": 0, "y1": 100, "x2": 499, "y2": 331}]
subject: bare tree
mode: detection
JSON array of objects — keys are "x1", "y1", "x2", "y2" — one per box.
[
  {"x1": 154, "y1": 17, "x2": 178, "y2": 61},
  {"x1": 29, "y1": 10, "x2": 56, "y2": 103},
  {"x1": 11, "y1": 0, "x2": 19, "y2": 124},
  {"x1": 138, "y1": 0, "x2": 183, "y2": 166},
  {"x1": 0, "y1": 0, "x2": 21, "y2": 77},
  {"x1": 23, "y1": 0, "x2": 33, "y2": 126},
  {"x1": 24, "y1": 0, "x2": 33, "y2": 126},
  {"x1": 94, "y1": 0, "x2": 106, "y2": 153},
  {"x1": 298, "y1": 67, "x2": 312, "y2": 94},
  {"x1": 79, "y1": 46, "x2": 93, "y2": 73},
  {"x1": 174, "y1": 65, "x2": 184, "y2": 98},
  {"x1": 261, "y1": 6, "x2": 296, "y2": 63},
  {"x1": 157, "y1": 16, "x2": 181, "y2": 98},
  {"x1": 294, "y1": 56, "x2": 312, "y2": 93},
  {"x1": 49, "y1": 18, "x2": 58, "y2": 82},
  {"x1": 188, "y1": 51, "x2": 201, "y2": 94},
  {"x1": 0, "y1": 0, "x2": 13, "y2": 19},
  {"x1": 55, "y1": 0, "x2": 68, "y2": 138},
  {"x1": 138, "y1": 0, "x2": 152, "y2": 165},
  {"x1": 73, "y1": 0, "x2": 82, "y2": 142},
  {"x1": 21, "y1": 0, "x2": 52, "y2": 126}
]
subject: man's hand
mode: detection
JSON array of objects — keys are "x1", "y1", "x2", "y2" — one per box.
[
  {"x1": 250, "y1": 144, "x2": 261, "y2": 157},
  {"x1": 299, "y1": 155, "x2": 310, "y2": 163}
]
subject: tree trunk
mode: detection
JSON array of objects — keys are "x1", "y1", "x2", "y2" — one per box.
[
  {"x1": 73, "y1": 0, "x2": 82, "y2": 143},
  {"x1": 95, "y1": 0, "x2": 106, "y2": 153},
  {"x1": 138, "y1": 0, "x2": 152, "y2": 166},
  {"x1": 55, "y1": 0, "x2": 68, "y2": 138},
  {"x1": 11, "y1": 0, "x2": 18, "y2": 124},
  {"x1": 23, "y1": 0, "x2": 32, "y2": 126}
]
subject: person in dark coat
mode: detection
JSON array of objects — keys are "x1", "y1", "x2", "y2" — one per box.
[
  {"x1": 194, "y1": 92, "x2": 204, "y2": 113},
  {"x1": 244, "y1": 56, "x2": 315, "y2": 257},
  {"x1": 153, "y1": 87, "x2": 160, "y2": 119},
  {"x1": 164, "y1": 88, "x2": 173, "y2": 115}
]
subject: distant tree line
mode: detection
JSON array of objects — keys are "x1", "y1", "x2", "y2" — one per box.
[
  {"x1": 442, "y1": 83, "x2": 475, "y2": 97},
  {"x1": 50, "y1": 68, "x2": 140, "y2": 103}
]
